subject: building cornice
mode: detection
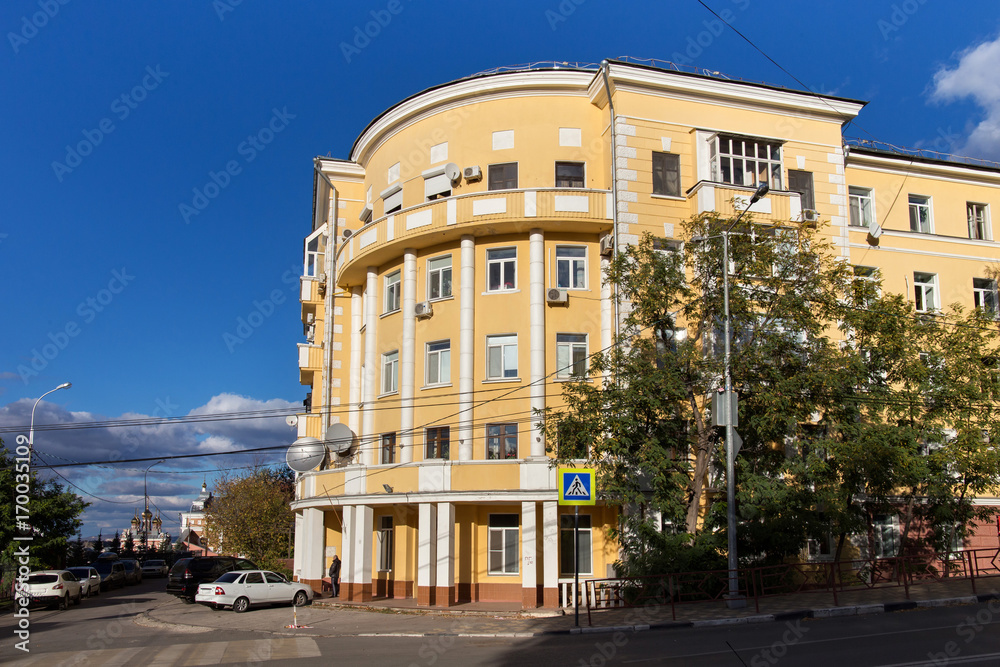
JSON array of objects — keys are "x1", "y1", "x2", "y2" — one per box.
[{"x1": 846, "y1": 148, "x2": 1000, "y2": 187}]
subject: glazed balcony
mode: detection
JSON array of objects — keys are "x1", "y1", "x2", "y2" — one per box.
[{"x1": 335, "y1": 188, "x2": 612, "y2": 285}]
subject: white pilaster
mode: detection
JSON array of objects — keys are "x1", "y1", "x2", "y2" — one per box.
[
  {"x1": 364, "y1": 268, "x2": 378, "y2": 464},
  {"x1": 293, "y1": 511, "x2": 304, "y2": 579},
  {"x1": 353, "y1": 505, "x2": 374, "y2": 589},
  {"x1": 401, "y1": 249, "x2": 417, "y2": 464},
  {"x1": 417, "y1": 502, "x2": 437, "y2": 591},
  {"x1": 529, "y1": 229, "x2": 545, "y2": 457},
  {"x1": 301, "y1": 507, "x2": 325, "y2": 583},
  {"x1": 341, "y1": 505, "x2": 356, "y2": 587},
  {"x1": 600, "y1": 257, "x2": 612, "y2": 378},
  {"x1": 542, "y1": 501, "x2": 559, "y2": 597},
  {"x1": 458, "y1": 235, "x2": 475, "y2": 461},
  {"x1": 521, "y1": 501, "x2": 537, "y2": 599},
  {"x1": 349, "y1": 286, "x2": 363, "y2": 436},
  {"x1": 436, "y1": 502, "x2": 455, "y2": 596}
]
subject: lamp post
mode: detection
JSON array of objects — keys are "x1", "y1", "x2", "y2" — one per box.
[
  {"x1": 28, "y1": 382, "x2": 72, "y2": 469},
  {"x1": 142, "y1": 459, "x2": 165, "y2": 556},
  {"x1": 692, "y1": 182, "x2": 769, "y2": 608}
]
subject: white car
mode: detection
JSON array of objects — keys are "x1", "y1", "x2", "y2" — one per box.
[
  {"x1": 141, "y1": 559, "x2": 169, "y2": 577},
  {"x1": 194, "y1": 570, "x2": 312, "y2": 613},
  {"x1": 25, "y1": 570, "x2": 83, "y2": 609},
  {"x1": 66, "y1": 567, "x2": 101, "y2": 597}
]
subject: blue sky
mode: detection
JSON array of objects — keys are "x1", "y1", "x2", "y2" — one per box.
[{"x1": 1, "y1": 0, "x2": 999, "y2": 540}]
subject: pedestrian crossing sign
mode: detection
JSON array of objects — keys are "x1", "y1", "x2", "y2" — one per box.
[{"x1": 558, "y1": 468, "x2": 595, "y2": 505}]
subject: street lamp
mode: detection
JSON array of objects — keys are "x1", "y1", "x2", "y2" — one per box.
[
  {"x1": 142, "y1": 459, "x2": 165, "y2": 555},
  {"x1": 28, "y1": 382, "x2": 72, "y2": 469},
  {"x1": 691, "y1": 182, "x2": 769, "y2": 609}
]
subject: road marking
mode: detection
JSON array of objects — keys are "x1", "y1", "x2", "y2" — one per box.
[
  {"x1": 187, "y1": 641, "x2": 228, "y2": 665},
  {"x1": 147, "y1": 643, "x2": 186, "y2": 666}
]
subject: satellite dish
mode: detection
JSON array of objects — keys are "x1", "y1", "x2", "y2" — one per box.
[
  {"x1": 286, "y1": 436, "x2": 326, "y2": 472},
  {"x1": 444, "y1": 162, "x2": 461, "y2": 183},
  {"x1": 285, "y1": 415, "x2": 298, "y2": 427},
  {"x1": 325, "y1": 422, "x2": 356, "y2": 454}
]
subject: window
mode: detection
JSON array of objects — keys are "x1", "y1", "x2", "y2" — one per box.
[
  {"x1": 384, "y1": 271, "x2": 401, "y2": 313},
  {"x1": 559, "y1": 514, "x2": 592, "y2": 575},
  {"x1": 556, "y1": 334, "x2": 587, "y2": 379},
  {"x1": 304, "y1": 227, "x2": 326, "y2": 277},
  {"x1": 488, "y1": 162, "x2": 518, "y2": 190},
  {"x1": 853, "y1": 265, "x2": 879, "y2": 305},
  {"x1": 425, "y1": 426, "x2": 449, "y2": 459},
  {"x1": 555, "y1": 161, "x2": 585, "y2": 188},
  {"x1": 787, "y1": 170, "x2": 815, "y2": 210},
  {"x1": 486, "y1": 334, "x2": 518, "y2": 379},
  {"x1": 974, "y1": 278, "x2": 998, "y2": 316},
  {"x1": 871, "y1": 515, "x2": 900, "y2": 559},
  {"x1": 909, "y1": 195, "x2": 932, "y2": 233},
  {"x1": 427, "y1": 256, "x2": 452, "y2": 300},
  {"x1": 380, "y1": 433, "x2": 395, "y2": 464},
  {"x1": 556, "y1": 246, "x2": 586, "y2": 289},
  {"x1": 381, "y1": 351, "x2": 399, "y2": 394},
  {"x1": 486, "y1": 423, "x2": 517, "y2": 460},
  {"x1": 377, "y1": 516, "x2": 394, "y2": 571},
  {"x1": 487, "y1": 248, "x2": 517, "y2": 292},
  {"x1": 968, "y1": 202, "x2": 990, "y2": 240},
  {"x1": 652, "y1": 152, "x2": 681, "y2": 197},
  {"x1": 849, "y1": 187, "x2": 875, "y2": 228},
  {"x1": 711, "y1": 135, "x2": 783, "y2": 189},
  {"x1": 914, "y1": 272, "x2": 938, "y2": 313},
  {"x1": 488, "y1": 514, "x2": 519, "y2": 574},
  {"x1": 425, "y1": 340, "x2": 451, "y2": 385},
  {"x1": 381, "y1": 183, "x2": 402, "y2": 215}
]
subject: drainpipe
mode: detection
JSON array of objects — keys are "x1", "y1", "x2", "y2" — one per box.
[
  {"x1": 600, "y1": 60, "x2": 621, "y2": 342},
  {"x1": 314, "y1": 160, "x2": 337, "y2": 440}
]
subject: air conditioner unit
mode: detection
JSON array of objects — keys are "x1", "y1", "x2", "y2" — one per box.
[
  {"x1": 546, "y1": 288, "x2": 568, "y2": 305},
  {"x1": 802, "y1": 209, "x2": 820, "y2": 224},
  {"x1": 599, "y1": 234, "x2": 615, "y2": 257},
  {"x1": 342, "y1": 228, "x2": 353, "y2": 239},
  {"x1": 414, "y1": 301, "x2": 433, "y2": 318},
  {"x1": 463, "y1": 165, "x2": 482, "y2": 182},
  {"x1": 305, "y1": 313, "x2": 315, "y2": 324}
]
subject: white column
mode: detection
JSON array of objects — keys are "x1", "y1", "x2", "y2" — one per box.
[
  {"x1": 458, "y1": 235, "x2": 475, "y2": 461},
  {"x1": 349, "y1": 286, "x2": 363, "y2": 436},
  {"x1": 400, "y1": 249, "x2": 417, "y2": 464},
  {"x1": 521, "y1": 501, "x2": 537, "y2": 603},
  {"x1": 341, "y1": 505, "x2": 356, "y2": 588},
  {"x1": 417, "y1": 502, "x2": 437, "y2": 593},
  {"x1": 293, "y1": 511, "x2": 304, "y2": 580},
  {"x1": 364, "y1": 268, "x2": 378, "y2": 465},
  {"x1": 600, "y1": 257, "x2": 612, "y2": 379},
  {"x1": 529, "y1": 229, "x2": 546, "y2": 457},
  {"x1": 436, "y1": 502, "x2": 455, "y2": 598},
  {"x1": 352, "y1": 505, "x2": 374, "y2": 589},
  {"x1": 301, "y1": 507, "x2": 325, "y2": 583},
  {"x1": 542, "y1": 501, "x2": 559, "y2": 601}
]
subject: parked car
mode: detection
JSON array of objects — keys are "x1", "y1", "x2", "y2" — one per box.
[
  {"x1": 141, "y1": 559, "x2": 168, "y2": 577},
  {"x1": 194, "y1": 570, "x2": 312, "y2": 612},
  {"x1": 120, "y1": 559, "x2": 143, "y2": 585},
  {"x1": 66, "y1": 567, "x2": 101, "y2": 597},
  {"x1": 167, "y1": 556, "x2": 258, "y2": 602},
  {"x1": 25, "y1": 570, "x2": 83, "y2": 609},
  {"x1": 92, "y1": 559, "x2": 126, "y2": 590}
]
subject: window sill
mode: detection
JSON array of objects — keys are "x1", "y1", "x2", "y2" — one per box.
[
  {"x1": 483, "y1": 377, "x2": 521, "y2": 384},
  {"x1": 380, "y1": 309, "x2": 401, "y2": 319},
  {"x1": 650, "y1": 193, "x2": 685, "y2": 202},
  {"x1": 555, "y1": 376, "x2": 592, "y2": 383},
  {"x1": 377, "y1": 390, "x2": 399, "y2": 399},
  {"x1": 421, "y1": 383, "x2": 453, "y2": 390},
  {"x1": 483, "y1": 289, "x2": 520, "y2": 296},
  {"x1": 487, "y1": 571, "x2": 520, "y2": 577},
  {"x1": 428, "y1": 295, "x2": 455, "y2": 303}
]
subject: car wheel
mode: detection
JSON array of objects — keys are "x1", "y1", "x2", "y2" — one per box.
[
  {"x1": 73, "y1": 590, "x2": 82, "y2": 605},
  {"x1": 59, "y1": 594, "x2": 68, "y2": 611},
  {"x1": 181, "y1": 597, "x2": 195, "y2": 604},
  {"x1": 233, "y1": 597, "x2": 250, "y2": 613},
  {"x1": 293, "y1": 591, "x2": 308, "y2": 607}
]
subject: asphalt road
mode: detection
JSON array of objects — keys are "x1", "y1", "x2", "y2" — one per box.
[{"x1": 4, "y1": 578, "x2": 1000, "y2": 666}]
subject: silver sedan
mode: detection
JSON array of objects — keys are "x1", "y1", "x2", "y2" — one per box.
[{"x1": 194, "y1": 570, "x2": 313, "y2": 613}]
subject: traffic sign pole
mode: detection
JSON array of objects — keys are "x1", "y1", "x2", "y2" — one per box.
[{"x1": 574, "y1": 505, "x2": 579, "y2": 627}]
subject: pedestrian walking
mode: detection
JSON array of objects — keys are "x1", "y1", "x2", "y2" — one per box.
[{"x1": 329, "y1": 554, "x2": 341, "y2": 598}]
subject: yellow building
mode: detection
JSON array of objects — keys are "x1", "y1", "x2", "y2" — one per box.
[{"x1": 290, "y1": 60, "x2": 1000, "y2": 607}]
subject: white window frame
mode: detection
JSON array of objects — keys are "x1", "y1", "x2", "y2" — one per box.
[
  {"x1": 974, "y1": 278, "x2": 998, "y2": 317},
  {"x1": 848, "y1": 186, "x2": 875, "y2": 228},
  {"x1": 486, "y1": 334, "x2": 518, "y2": 380},
  {"x1": 711, "y1": 134, "x2": 783, "y2": 190},
  {"x1": 556, "y1": 333, "x2": 588, "y2": 379},
  {"x1": 384, "y1": 270, "x2": 401, "y2": 314},
  {"x1": 555, "y1": 246, "x2": 586, "y2": 289},
  {"x1": 486, "y1": 247, "x2": 517, "y2": 292},
  {"x1": 381, "y1": 350, "x2": 399, "y2": 395},
  {"x1": 968, "y1": 202, "x2": 991, "y2": 240},
  {"x1": 559, "y1": 514, "x2": 592, "y2": 576},
  {"x1": 427, "y1": 255, "x2": 452, "y2": 301},
  {"x1": 908, "y1": 194, "x2": 933, "y2": 234},
  {"x1": 377, "y1": 516, "x2": 394, "y2": 571},
  {"x1": 486, "y1": 423, "x2": 518, "y2": 460},
  {"x1": 488, "y1": 514, "x2": 519, "y2": 575},
  {"x1": 914, "y1": 272, "x2": 938, "y2": 313},
  {"x1": 304, "y1": 226, "x2": 326, "y2": 277},
  {"x1": 425, "y1": 340, "x2": 451, "y2": 386}
]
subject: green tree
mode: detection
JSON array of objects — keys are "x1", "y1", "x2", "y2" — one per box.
[
  {"x1": 68, "y1": 534, "x2": 85, "y2": 566},
  {"x1": 0, "y1": 442, "x2": 89, "y2": 569},
  {"x1": 110, "y1": 530, "x2": 121, "y2": 555},
  {"x1": 204, "y1": 466, "x2": 295, "y2": 570},
  {"x1": 123, "y1": 530, "x2": 135, "y2": 558}
]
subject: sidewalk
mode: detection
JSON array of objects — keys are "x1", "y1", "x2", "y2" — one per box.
[{"x1": 141, "y1": 575, "x2": 1000, "y2": 638}]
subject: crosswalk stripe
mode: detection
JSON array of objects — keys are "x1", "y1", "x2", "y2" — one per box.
[
  {"x1": 94, "y1": 647, "x2": 145, "y2": 667},
  {"x1": 187, "y1": 640, "x2": 228, "y2": 665},
  {"x1": 148, "y1": 643, "x2": 186, "y2": 667}
]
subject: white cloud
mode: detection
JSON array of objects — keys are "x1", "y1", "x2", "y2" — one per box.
[
  {"x1": 930, "y1": 33, "x2": 1000, "y2": 160},
  {"x1": 0, "y1": 392, "x2": 298, "y2": 541}
]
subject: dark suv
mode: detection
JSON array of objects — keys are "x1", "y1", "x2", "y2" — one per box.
[{"x1": 166, "y1": 556, "x2": 257, "y2": 601}]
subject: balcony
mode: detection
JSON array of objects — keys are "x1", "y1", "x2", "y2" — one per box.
[
  {"x1": 335, "y1": 188, "x2": 612, "y2": 285},
  {"x1": 687, "y1": 181, "x2": 803, "y2": 222}
]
